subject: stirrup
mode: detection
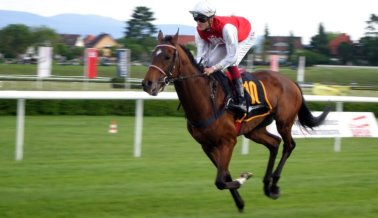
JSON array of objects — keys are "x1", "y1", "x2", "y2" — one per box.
[
  {"x1": 233, "y1": 104, "x2": 247, "y2": 113},
  {"x1": 227, "y1": 100, "x2": 247, "y2": 114}
]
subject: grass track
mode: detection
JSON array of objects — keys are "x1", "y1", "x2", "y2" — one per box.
[{"x1": 1, "y1": 116, "x2": 378, "y2": 217}]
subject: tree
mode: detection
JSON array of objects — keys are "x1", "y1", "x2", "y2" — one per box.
[
  {"x1": 0, "y1": 24, "x2": 32, "y2": 58},
  {"x1": 123, "y1": 6, "x2": 157, "y2": 62},
  {"x1": 125, "y1": 6, "x2": 157, "y2": 39},
  {"x1": 310, "y1": 23, "x2": 330, "y2": 56},
  {"x1": 359, "y1": 36, "x2": 378, "y2": 66},
  {"x1": 359, "y1": 14, "x2": 378, "y2": 65},
  {"x1": 365, "y1": 14, "x2": 378, "y2": 37},
  {"x1": 261, "y1": 25, "x2": 271, "y2": 64},
  {"x1": 337, "y1": 42, "x2": 354, "y2": 64},
  {"x1": 295, "y1": 49, "x2": 329, "y2": 66},
  {"x1": 54, "y1": 43, "x2": 84, "y2": 61},
  {"x1": 30, "y1": 26, "x2": 59, "y2": 46},
  {"x1": 287, "y1": 31, "x2": 295, "y2": 63}
]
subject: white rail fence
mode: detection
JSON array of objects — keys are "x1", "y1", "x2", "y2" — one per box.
[{"x1": 0, "y1": 91, "x2": 377, "y2": 161}]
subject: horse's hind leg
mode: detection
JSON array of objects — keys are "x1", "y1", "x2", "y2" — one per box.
[
  {"x1": 269, "y1": 122, "x2": 296, "y2": 198},
  {"x1": 245, "y1": 127, "x2": 281, "y2": 199}
]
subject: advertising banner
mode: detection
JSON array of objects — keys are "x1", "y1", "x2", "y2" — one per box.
[
  {"x1": 267, "y1": 112, "x2": 378, "y2": 138},
  {"x1": 37, "y1": 47, "x2": 53, "y2": 78},
  {"x1": 297, "y1": 56, "x2": 305, "y2": 83},
  {"x1": 117, "y1": 49, "x2": 130, "y2": 78},
  {"x1": 85, "y1": 48, "x2": 98, "y2": 79},
  {"x1": 270, "y1": 55, "x2": 279, "y2": 72}
]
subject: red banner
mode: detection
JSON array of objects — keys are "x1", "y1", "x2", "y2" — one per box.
[
  {"x1": 270, "y1": 55, "x2": 279, "y2": 72},
  {"x1": 85, "y1": 48, "x2": 98, "y2": 79}
]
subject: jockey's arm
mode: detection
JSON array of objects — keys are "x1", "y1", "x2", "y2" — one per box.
[
  {"x1": 195, "y1": 31, "x2": 209, "y2": 65},
  {"x1": 213, "y1": 24, "x2": 238, "y2": 71}
]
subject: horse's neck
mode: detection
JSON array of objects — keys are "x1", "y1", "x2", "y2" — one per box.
[{"x1": 174, "y1": 68, "x2": 221, "y2": 120}]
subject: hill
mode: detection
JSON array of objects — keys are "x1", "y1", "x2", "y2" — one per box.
[{"x1": 0, "y1": 10, "x2": 196, "y2": 38}]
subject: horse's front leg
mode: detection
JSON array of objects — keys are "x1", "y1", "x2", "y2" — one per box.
[
  {"x1": 211, "y1": 144, "x2": 243, "y2": 190},
  {"x1": 202, "y1": 143, "x2": 250, "y2": 211}
]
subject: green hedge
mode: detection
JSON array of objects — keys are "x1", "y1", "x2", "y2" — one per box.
[
  {"x1": 0, "y1": 100, "x2": 185, "y2": 116},
  {"x1": 0, "y1": 100, "x2": 377, "y2": 117}
]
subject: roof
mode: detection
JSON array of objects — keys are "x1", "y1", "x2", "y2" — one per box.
[
  {"x1": 178, "y1": 35, "x2": 195, "y2": 45},
  {"x1": 85, "y1": 33, "x2": 112, "y2": 48},
  {"x1": 84, "y1": 35, "x2": 95, "y2": 45},
  {"x1": 59, "y1": 34, "x2": 81, "y2": 47},
  {"x1": 329, "y1": 33, "x2": 352, "y2": 55}
]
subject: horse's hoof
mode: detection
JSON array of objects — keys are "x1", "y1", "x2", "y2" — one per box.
[
  {"x1": 240, "y1": 172, "x2": 253, "y2": 180},
  {"x1": 238, "y1": 206, "x2": 244, "y2": 213},
  {"x1": 269, "y1": 186, "x2": 280, "y2": 200},
  {"x1": 269, "y1": 193, "x2": 280, "y2": 200}
]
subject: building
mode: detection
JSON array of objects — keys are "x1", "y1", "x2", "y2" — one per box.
[
  {"x1": 85, "y1": 33, "x2": 120, "y2": 57},
  {"x1": 328, "y1": 33, "x2": 352, "y2": 56},
  {"x1": 267, "y1": 36, "x2": 303, "y2": 62},
  {"x1": 59, "y1": 34, "x2": 85, "y2": 47},
  {"x1": 178, "y1": 35, "x2": 195, "y2": 45}
]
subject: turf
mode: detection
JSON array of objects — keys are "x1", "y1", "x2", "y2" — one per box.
[{"x1": 0, "y1": 116, "x2": 378, "y2": 217}]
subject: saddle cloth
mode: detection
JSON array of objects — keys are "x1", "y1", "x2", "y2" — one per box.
[
  {"x1": 215, "y1": 70, "x2": 272, "y2": 123},
  {"x1": 239, "y1": 72, "x2": 272, "y2": 123}
]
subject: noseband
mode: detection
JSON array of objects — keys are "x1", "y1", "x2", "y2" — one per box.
[{"x1": 149, "y1": 44, "x2": 203, "y2": 84}]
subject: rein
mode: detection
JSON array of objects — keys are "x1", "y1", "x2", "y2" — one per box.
[{"x1": 149, "y1": 43, "x2": 228, "y2": 128}]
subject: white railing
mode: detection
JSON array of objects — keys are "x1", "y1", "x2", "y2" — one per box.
[{"x1": 0, "y1": 90, "x2": 377, "y2": 161}]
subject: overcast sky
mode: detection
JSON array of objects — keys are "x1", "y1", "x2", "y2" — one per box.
[{"x1": 1, "y1": 0, "x2": 377, "y2": 43}]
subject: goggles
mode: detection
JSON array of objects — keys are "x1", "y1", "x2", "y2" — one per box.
[{"x1": 193, "y1": 14, "x2": 209, "y2": 23}]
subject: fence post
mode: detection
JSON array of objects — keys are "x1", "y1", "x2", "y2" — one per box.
[
  {"x1": 241, "y1": 136, "x2": 249, "y2": 155},
  {"x1": 16, "y1": 98, "x2": 25, "y2": 161},
  {"x1": 334, "y1": 101, "x2": 343, "y2": 152},
  {"x1": 134, "y1": 99, "x2": 144, "y2": 157}
]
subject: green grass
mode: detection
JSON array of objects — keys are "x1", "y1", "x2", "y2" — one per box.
[
  {"x1": 1, "y1": 63, "x2": 377, "y2": 84},
  {"x1": 1, "y1": 116, "x2": 378, "y2": 218},
  {"x1": 253, "y1": 65, "x2": 378, "y2": 86},
  {"x1": 1, "y1": 64, "x2": 377, "y2": 96},
  {"x1": 0, "y1": 64, "x2": 147, "y2": 78}
]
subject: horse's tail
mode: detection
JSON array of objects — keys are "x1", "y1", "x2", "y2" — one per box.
[{"x1": 296, "y1": 85, "x2": 331, "y2": 129}]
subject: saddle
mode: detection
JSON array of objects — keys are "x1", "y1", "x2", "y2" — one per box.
[{"x1": 213, "y1": 70, "x2": 272, "y2": 123}]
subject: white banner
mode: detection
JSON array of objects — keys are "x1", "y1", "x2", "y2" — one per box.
[
  {"x1": 267, "y1": 112, "x2": 378, "y2": 138},
  {"x1": 37, "y1": 47, "x2": 53, "y2": 78}
]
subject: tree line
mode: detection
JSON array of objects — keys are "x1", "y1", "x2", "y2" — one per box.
[
  {"x1": 0, "y1": 6, "x2": 377, "y2": 66},
  {"x1": 262, "y1": 14, "x2": 378, "y2": 66}
]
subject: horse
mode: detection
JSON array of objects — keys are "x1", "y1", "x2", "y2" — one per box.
[{"x1": 142, "y1": 30, "x2": 330, "y2": 211}]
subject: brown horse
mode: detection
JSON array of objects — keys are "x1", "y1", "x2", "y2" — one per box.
[{"x1": 142, "y1": 31, "x2": 330, "y2": 211}]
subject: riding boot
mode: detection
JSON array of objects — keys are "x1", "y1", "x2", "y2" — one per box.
[{"x1": 230, "y1": 78, "x2": 247, "y2": 113}]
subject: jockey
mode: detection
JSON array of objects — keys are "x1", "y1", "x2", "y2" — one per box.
[{"x1": 189, "y1": 0, "x2": 255, "y2": 114}]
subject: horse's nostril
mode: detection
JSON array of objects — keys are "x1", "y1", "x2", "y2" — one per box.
[{"x1": 142, "y1": 80, "x2": 152, "y2": 89}]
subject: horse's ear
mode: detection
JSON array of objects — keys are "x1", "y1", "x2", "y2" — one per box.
[
  {"x1": 172, "y1": 29, "x2": 179, "y2": 45},
  {"x1": 158, "y1": 30, "x2": 164, "y2": 42}
]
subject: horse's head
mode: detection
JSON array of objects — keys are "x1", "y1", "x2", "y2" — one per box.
[{"x1": 142, "y1": 30, "x2": 179, "y2": 96}]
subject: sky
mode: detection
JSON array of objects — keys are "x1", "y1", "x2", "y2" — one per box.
[{"x1": 1, "y1": 0, "x2": 377, "y2": 44}]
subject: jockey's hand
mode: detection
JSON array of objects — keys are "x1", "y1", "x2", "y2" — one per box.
[{"x1": 204, "y1": 66, "x2": 216, "y2": 76}]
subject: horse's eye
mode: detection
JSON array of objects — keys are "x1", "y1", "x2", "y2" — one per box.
[{"x1": 164, "y1": 55, "x2": 170, "y2": 60}]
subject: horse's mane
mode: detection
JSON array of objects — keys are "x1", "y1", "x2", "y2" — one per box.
[
  {"x1": 179, "y1": 44, "x2": 203, "y2": 71},
  {"x1": 163, "y1": 35, "x2": 202, "y2": 71}
]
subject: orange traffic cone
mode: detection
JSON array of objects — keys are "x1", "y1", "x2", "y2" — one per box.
[{"x1": 108, "y1": 121, "x2": 118, "y2": 133}]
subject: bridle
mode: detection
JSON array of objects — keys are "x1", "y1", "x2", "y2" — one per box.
[
  {"x1": 148, "y1": 44, "x2": 204, "y2": 85},
  {"x1": 148, "y1": 43, "x2": 228, "y2": 128}
]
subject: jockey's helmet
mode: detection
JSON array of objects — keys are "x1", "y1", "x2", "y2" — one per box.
[{"x1": 189, "y1": 0, "x2": 216, "y2": 18}]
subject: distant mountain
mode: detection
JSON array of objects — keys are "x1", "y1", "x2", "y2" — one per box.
[{"x1": 0, "y1": 10, "x2": 196, "y2": 38}]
